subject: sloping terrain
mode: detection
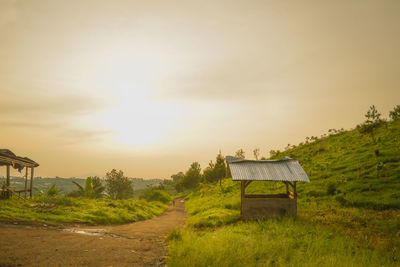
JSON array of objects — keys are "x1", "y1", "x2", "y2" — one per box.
[{"x1": 167, "y1": 120, "x2": 400, "y2": 266}]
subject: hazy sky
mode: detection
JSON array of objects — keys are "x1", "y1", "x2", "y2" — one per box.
[{"x1": 1, "y1": 0, "x2": 399, "y2": 178}]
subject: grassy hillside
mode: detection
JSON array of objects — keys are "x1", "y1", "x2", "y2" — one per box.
[
  {"x1": 167, "y1": 119, "x2": 400, "y2": 266},
  {"x1": 0, "y1": 196, "x2": 168, "y2": 225}
]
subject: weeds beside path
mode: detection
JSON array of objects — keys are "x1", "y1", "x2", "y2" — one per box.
[{"x1": 0, "y1": 199, "x2": 187, "y2": 267}]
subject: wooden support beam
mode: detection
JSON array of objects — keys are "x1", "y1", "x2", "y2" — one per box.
[
  {"x1": 240, "y1": 181, "x2": 245, "y2": 216},
  {"x1": 6, "y1": 165, "x2": 10, "y2": 199},
  {"x1": 24, "y1": 167, "x2": 28, "y2": 199},
  {"x1": 294, "y1": 181, "x2": 297, "y2": 199},
  {"x1": 30, "y1": 167, "x2": 34, "y2": 199},
  {"x1": 244, "y1": 181, "x2": 252, "y2": 189},
  {"x1": 285, "y1": 182, "x2": 289, "y2": 196}
]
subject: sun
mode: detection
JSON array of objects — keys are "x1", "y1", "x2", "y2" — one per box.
[{"x1": 99, "y1": 89, "x2": 178, "y2": 147}]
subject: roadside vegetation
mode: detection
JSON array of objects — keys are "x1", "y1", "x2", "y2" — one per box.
[
  {"x1": 167, "y1": 105, "x2": 400, "y2": 266},
  {"x1": 0, "y1": 196, "x2": 167, "y2": 225},
  {"x1": 0, "y1": 169, "x2": 170, "y2": 225}
]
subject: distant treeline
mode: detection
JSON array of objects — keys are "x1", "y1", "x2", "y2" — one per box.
[{"x1": 0, "y1": 176, "x2": 164, "y2": 196}]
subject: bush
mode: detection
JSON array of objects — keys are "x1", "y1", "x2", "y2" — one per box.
[
  {"x1": 46, "y1": 184, "x2": 61, "y2": 197},
  {"x1": 69, "y1": 176, "x2": 105, "y2": 198},
  {"x1": 140, "y1": 188, "x2": 171, "y2": 204}
]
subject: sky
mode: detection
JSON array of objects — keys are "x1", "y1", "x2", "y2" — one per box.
[{"x1": 1, "y1": 0, "x2": 399, "y2": 179}]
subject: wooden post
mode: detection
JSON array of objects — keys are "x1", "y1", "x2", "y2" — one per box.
[
  {"x1": 30, "y1": 167, "x2": 34, "y2": 198},
  {"x1": 285, "y1": 182, "x2": 289, "y2": 196},
  {"x1": 240, "y1": 181, "x2": 244, "y2": 216},
  {"x1": 294, "y1": 181, "x2": 297, "y2": 198},
  {"x1": 6, "y1": 165, "x2": 10, "y2": 199},
  {"x1": 24, "y1": 167, "x2": 28, "y2": 199}
]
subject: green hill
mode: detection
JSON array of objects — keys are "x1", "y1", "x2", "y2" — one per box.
[{"x1": 167, "y1": 119, "x2": 400, "y2": 266}]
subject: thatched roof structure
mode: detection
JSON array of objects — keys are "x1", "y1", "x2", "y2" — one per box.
[{"x1": 0, "y1": 149, "x2": 39, "y2": 169}]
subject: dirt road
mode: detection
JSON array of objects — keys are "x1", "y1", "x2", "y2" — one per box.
[{"x1": 0, "y1": 200, "x2": 187, "y2": 267}]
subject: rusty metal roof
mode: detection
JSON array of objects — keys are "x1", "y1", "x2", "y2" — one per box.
[{"x1": 226, "y1": 156, "x2": 310, "y2": 182}]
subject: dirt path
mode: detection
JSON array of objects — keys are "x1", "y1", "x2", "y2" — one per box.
[{"x1": 0, "y1": 200, "x2": 187, "y2": 267}]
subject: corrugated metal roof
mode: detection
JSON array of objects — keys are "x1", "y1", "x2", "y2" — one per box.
[{"x1": 226, "y1": 156, "x2": 310, "y2": 182}]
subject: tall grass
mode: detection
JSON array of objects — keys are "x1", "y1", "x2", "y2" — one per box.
[{"x1": 168, "y1": 219, "x2": 394, "y2": 267}]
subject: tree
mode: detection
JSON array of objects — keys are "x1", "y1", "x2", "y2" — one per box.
[
  {"x1": 181, "y1": 162, "x2": 202, "y2": 189},
  {"x1": 389, "y1": 105, "x2": 400, "y2": 120},
  {"x1": 91, "y1": 176, "x2": 105, "y2": 198},
  {"x1": 358, "y1": 105, "x2": 385, "y2": 142},
  {"x1": 105, "y1": 169, "x2": 134, "y2": 199},
  {"x1": 203, "y1": 161, "x2": 217, "y2": 183},
  {"x1": 235, "y1": 149, "x2": 245, "y2": 159},
  {"x1": 365, "y1": 105, "x2": 382, "y2": 124},
  {"x1": 171, "y1": 172, "x2": 184, "y2": 183},
  {"x1": 214, "y1": 151, "x2": 226, "y2": 185},
  {"x1": 253, "y1": 148, "x2": 260, "y2": 160},
  {"x1": 203, "y1": 152, "x2": 227, "y2": 185}
]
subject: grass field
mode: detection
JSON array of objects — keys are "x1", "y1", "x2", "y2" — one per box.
[
  {"x1": 0, "y1": 196, "x2": 168, "y2": 225},
  {"x1": 167, "y1": 119, "x2": 400, "y2": 266}
]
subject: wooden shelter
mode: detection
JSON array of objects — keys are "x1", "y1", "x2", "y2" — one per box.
[
  {"x1": 0, "y1": 149, "x2": 39, "y2": 199},
  {"x1": 226, "y1": 156, "x2": 310, "y2": 219}
]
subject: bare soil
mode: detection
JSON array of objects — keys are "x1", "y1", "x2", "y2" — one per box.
[{"x1": 0, "y1": 200, "x2": 187, "y2": 267}]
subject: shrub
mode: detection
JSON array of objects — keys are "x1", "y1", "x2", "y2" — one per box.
[
  {"x1": 140, "y1": 188, "x2": 171, "y2": 204},
  {"x1": 70, "y1": 176, "x2": 105, "y2": 198},
  {"x1": 46, "y1": 184, "x2": 61, "y2": 197},
  {"x1": 166, "y1": 227, "x2": 183, "y2": 241}
]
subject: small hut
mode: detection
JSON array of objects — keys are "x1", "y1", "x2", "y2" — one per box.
[
  {"x1": 226, "y1": 156, "x2": 310, "y2": 218},
  {"x1": 0, "y1": 149, "x2": 39, "y2": 199}
]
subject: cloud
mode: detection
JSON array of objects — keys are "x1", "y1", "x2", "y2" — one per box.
[
  {"x1": 0, "y1": 89, "x2": 112, "y2": 145},
  {"x1": 56, "y1": 128, "x2": 114, "y2": 145},
  {"x1": 161, "y1": 55, "x2": 293, "y2": 101},
  {"x1": 0, "y1": 93, "x2": 105, "y2": 118},
  {"x1": 0, "y1": 120, "x2": 59, "y2": 129}
]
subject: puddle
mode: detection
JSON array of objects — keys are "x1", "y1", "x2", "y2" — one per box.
[{"x1": 63, "y1": 228, "x2": 105, "y2": 236}]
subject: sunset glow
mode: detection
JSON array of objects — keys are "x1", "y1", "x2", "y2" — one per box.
[{"x1": 1, "y1": 0, "x2": 399, "y2": 178}]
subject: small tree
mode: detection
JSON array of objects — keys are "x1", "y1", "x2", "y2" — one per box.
[
  {"x1": 389, "y1": 105, "x2": 400, "y2": 120},
  {"x1": 91, "y1": 176, "x2": 105, "y2": 198},
  {"x1": 203, "y1": 161, "x2": 218, "y2": 183},
  {"x1": 253, "y1": 148, "x2": 260, "y2": 160},
  {"x1": 181, "y1": 162, "x2": 202, "y2": 189},
  {"x1": 70, "y1": 176, "x2": 105, "y2": 198},
  {"x1": 105, "y1": 169, "x2": 134, "y2": 199},
  {"x1": 235, "y1": 149, "x2": 245, "y2": 159},
  {"x1": 203, "y1": 152, "x2": 227, "y2": 185},
  {"x1": 358, "y1": 105, "x2": 385, "y2": 142},
  {"x1": 365, "y1": 105, "x2": 382, "y2": 124}
]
